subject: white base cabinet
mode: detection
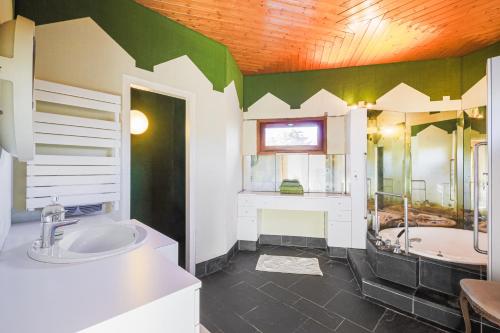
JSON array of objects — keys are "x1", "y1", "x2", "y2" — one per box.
[
  {"x1": 237, "y1": 192, "x2": 353, "y2": 248},
  {"x1": 80, "y1": 285, "x2": 200, "y2": 333}
]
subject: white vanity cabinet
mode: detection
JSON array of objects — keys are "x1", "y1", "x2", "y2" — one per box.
[
  {"x1": 326, "y1": 197, "x2": 352, "y2": 248},
  {"x1": 236, "y1": 191, "x2": 352, "y2": 248},
  {"x1": 237, "y1": 193, "x2": 259, "y2": 241}
]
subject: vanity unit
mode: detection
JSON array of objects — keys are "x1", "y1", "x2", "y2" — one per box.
[
  {"x1": 0, "y1": 218, "x2": 200, "y2": 333},
  {"x1": 238, "y1": 108, "x2": 367, "y2": 253},
  {"x1": 237, "y1": 191, "x2": 355, "y2": 250}
]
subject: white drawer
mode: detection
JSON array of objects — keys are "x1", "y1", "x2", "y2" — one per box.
[
  {"x1": 237, "y1": 217, "x2": 258, "y2": 241},
  {"x1": 238, "y1": 205, "x2": 257, "y2": 217},
  {"x1": 328, "y1": 209, "x2": 351, "y2": 221},
  {"x1": 331, "y1": 197, "x2": 351, "y2": 210},
  {"x1": 238, "y1": 195, "x2": 256, "y2": 207}
]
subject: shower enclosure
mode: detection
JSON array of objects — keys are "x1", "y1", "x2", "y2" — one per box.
[{"x1": 367, "y1": 107, "x2": 488, "y2": 233}]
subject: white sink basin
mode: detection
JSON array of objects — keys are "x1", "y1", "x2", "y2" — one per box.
[{"x1": 28, "y1": 222, "x2": 148, "y2": 264}]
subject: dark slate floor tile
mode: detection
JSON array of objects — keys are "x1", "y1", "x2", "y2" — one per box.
[
  {"x1": 329, "y1": 256, "x2": 349, "y2": 264},
  {"x1": 224, "y1": 252, "x2": 260, "y2": 274},
  {"x1": 325, "y1": 290, "x2": 385, "y2": 331},
  {"x1": 335, "y1": 320, "x2": 371, "y2": 333},
  {"x1": 204, "y1": 308, "x2": 259, "y2": 333},
  {"x1": 200, "y1": 314, "x2": 222, "y2": 333},
  {"x1": 238, "y1": 269, "x2": 271, "y2": 289},
  {"x1": 321, "y1": 260, "x2": 355, "y2": 282},
  {"x1": 283, "y1": 235, "x2": 307, "y2": 247},
  {"x1": 321, "y1": 273, "x2": 361, "y2": 296},
  {"x1": 292, "y1": 298, "x2": 343, "y2": 330},
  {"x1": 200, "y1": 288, "x2": 224, "y2": 316},
  {"x1": 260, "y1": 234, "x2": 282, "y2": 246},
  {"x1": 306, "y1": 237, "x2": 327, "y2": 249},
  {"x1": 259, "y1": 282, "x2": 301, "y2": 304},
  {"x1": 261, "y1": 246, "x2": 305, "y2": 256},
  {"x1": 201, "y1": 270, "x2": 244, "y2": 292},
  {"x1": 216, "y1": 282, "x2": 277, "y2": 315},
  {"x1": 294, "y1": 319, "x2": 334, "y2": 333},
  {"x1": 300, "y1": 247, "x2": 329, "y2": 257},
  {"x1": 243, "y1": 301, "x2": 308, "y2": 333},
  {"x1": 375, "y1": 310, "x2": 445, "y2": 333},
  {"x1": 289, "y1": 275, "x2": 344, "y2": 306},
  {"x1": 254, "y1": 270, "x2": 306, "y2": 289}
]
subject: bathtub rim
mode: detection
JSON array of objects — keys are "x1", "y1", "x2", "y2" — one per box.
[{"x1": 377, "y1": 227, "x2": 488, "y2": 266}]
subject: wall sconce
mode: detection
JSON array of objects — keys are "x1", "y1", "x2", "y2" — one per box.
[
  {"x1": 349, "y1": 101, "x2": 375, "y2": 110},
  {"x1": 130, "y1": 110, "x2": 148, "y2": 135}
]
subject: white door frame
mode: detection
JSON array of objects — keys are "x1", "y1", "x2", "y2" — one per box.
[
  {"x1": 487, "y1": 56, "x2": 500, "y2": 281},
  {"x1": 121, "y1": 75, "x2": 197, "y2": 274}
]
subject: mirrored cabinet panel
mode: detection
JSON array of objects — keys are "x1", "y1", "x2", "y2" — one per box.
[{"x1": 243, "y1": 154, "x2": 347, "y2": 193}]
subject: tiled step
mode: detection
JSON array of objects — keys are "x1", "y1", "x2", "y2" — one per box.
[{"x1": 347, "y1": 249, "x2": 500, "y2": 333}]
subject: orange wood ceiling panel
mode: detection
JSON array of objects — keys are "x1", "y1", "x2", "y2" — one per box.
[{"x1": 136, "y1": 0, "x2": 500, "y2": 74}]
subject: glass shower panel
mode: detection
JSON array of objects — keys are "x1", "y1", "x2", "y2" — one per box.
[
  {"x1": 327, "y1": 154, "x2": 347, "y2": 193},
  {"x1": 243, "y1": 154, "x2": 347, "y2": 193},
  {"x1": 462, "y1": 107, "x2": 488, "y2": 230},
  {"x1": 308, "y1": 154, "x2": 347, "y2": 193},
  {"x1": 243, "y1": 155, "x2": 276, "y2": 191},
  {"x1": 275, "y1": 154, "x2": 309, "y2": 191},
  {"x1": 366, "y1": 110, "x2": 406, "y2": 230},
  {"x1": 407, "y1": 111, "x2": 459, "y2": 226},
  {"x1": 309, "y1": 155, "x2": 327, "y2": 192}
]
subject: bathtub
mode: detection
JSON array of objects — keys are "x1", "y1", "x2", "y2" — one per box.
[{"x1": 378, "y1": 227, "x2": 488, "y2": 266}]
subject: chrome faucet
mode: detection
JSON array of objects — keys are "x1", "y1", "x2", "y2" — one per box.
[
  {"x1": 394, "y1": 227, "x2": 422, "y2": 253},
  {"x1": 39, "y1": 197, "x2": 79, "y2": 249}
]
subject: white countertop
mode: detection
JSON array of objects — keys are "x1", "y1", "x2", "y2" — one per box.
[
  {"x1": 0, "y1": 217, "x2": 200, "y2": 333},
  {"x1": 239, "y1": 191, "x2": 350, "y2": 198}
]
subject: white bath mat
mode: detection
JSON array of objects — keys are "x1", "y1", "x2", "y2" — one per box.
[{"x1": 255, "y1": 254, "x2": 323, "y2": 276}]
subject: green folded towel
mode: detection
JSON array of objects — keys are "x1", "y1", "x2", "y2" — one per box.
[{"x1": 279, "y1": 179, "x2": 304, "y2": 195}]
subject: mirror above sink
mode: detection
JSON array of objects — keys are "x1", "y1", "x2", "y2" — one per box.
[{"x1": 28, "y1": 222, "x2": 148, "y2": 264}]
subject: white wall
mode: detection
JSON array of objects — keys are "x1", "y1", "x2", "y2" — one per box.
[
  {"x1": 260, "y1": 210, "x2": 325, "y2": 238},
  {"x1": 29, "y1": 17, "x2": 242, "y2": 264},
  {"x1": 0, "y1": 149, "x2": 12, "y2": 250}
]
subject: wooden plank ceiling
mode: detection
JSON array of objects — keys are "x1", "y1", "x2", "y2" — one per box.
[{"x1": 136, "y1": 0, "x2": 500, "y2": 75}]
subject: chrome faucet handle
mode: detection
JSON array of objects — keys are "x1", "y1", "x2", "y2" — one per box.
[
  {"x1": 41, "y1": 212, "x2": 63, "y2": 222},
  {"x1": 393, "y1": 243, "x2": 402, "y2": 254},
  {"x1": 48, "y1": 219, "x2": 79, "y2": 247},
  {"x1": 375, "y1": 235, "x2": 384, "y2": 247}
]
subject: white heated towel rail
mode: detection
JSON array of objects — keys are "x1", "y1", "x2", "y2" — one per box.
[{"x1": 26, "y1": 80, "x2": 121, "y2": 210}]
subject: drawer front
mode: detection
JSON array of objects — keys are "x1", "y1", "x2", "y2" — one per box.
[
  {"x1": 237, "y1": 217, "x2": 258, "y2": 241},
  {"x1": 238, "y1": 205, "x2": 257, "y2": 217},
  {"x1": 238, "y1": 195, "x2": 256, "y2": 207},
  {"x1": 331, "y1": 197, "x2": 352, "y2": 210},
  {"x1": 328, "y1": 209, "x2": 351, "y2": 221}
]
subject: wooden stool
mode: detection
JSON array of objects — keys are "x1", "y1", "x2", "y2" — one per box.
[{"x1": 459, "y1": 279, "x2": 500, "y2": 333}]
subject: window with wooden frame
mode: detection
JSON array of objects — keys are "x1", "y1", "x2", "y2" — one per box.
[{"x1": 257, "y1": 117, "x2": 327, "y2": 154}]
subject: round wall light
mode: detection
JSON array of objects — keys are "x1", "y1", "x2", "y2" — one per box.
[{"x1": 130, "y1": 110, "x2": 148, "y2": 135}]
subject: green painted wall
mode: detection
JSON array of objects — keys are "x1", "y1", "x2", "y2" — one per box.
[
  {"x1": 462, "y1": 42, "x2": 500, "y2": 94},
  {"x1": 15, "y1": 0, "x2": 243, "y2": 105},
  {"x1": 244, "y1": 42, "x2": 500, "y2": 110},
  {"x1": 130, "y1": 88, "x2": 186, "y2": 267},
  {"x1": 244, "y1": 58, "x2": 461, "y2": 110}
]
